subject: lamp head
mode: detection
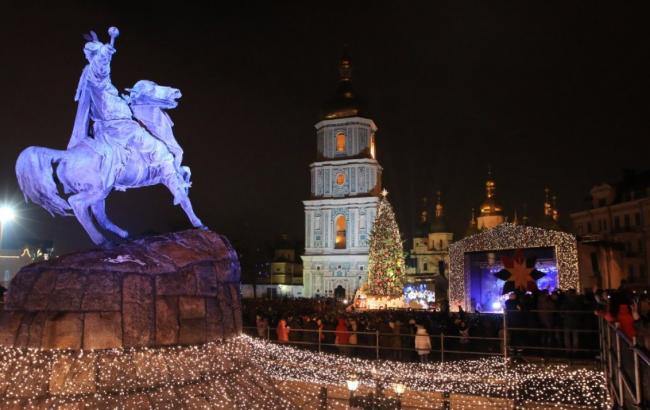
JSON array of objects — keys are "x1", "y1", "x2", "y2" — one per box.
[{"x1": 0, "y1": 206, "x2": 16, "y2": 224}]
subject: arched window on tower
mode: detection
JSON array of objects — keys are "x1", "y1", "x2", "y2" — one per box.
[
  {"x1": 336, "y1": 132, "x2": 346, "y2": 153},
  {"x1": 335, "y1": 215, "x2": 347, "y2": 249},
  {"x1": 370, "y1": 134, "x2": 376, "y2": 159}
]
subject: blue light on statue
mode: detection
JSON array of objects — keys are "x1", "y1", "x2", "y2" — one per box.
[{"x1": 15, "y1": 27, "x2": 206, "y2": 247}]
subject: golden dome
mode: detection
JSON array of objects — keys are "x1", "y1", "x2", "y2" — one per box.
[
  {"x1": 479, "y1": 177, "x2": 503, "y2": 216},
  {"x1": 480, "y1": 197, "x2": 503, "y2": 216}
]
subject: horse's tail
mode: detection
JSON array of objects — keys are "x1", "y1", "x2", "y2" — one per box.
[{"x1": 16, "y1": 146, "x2": 72, "y2": 217}]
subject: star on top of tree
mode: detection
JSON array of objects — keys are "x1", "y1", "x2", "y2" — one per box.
[
  {"x1": 494, "y1": 249, "x2": 545, "y2": 294},
  {"x1": 381, "y1": 188, "x2": 389, "y2": 197}
]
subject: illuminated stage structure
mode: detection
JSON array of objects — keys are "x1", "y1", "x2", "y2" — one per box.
[
  {"x1": 449, "y1": 223, "x2": 579, "y2": 312},
  {"x1": 353, "y1": 283, "x2": 435, "y2": 310}
]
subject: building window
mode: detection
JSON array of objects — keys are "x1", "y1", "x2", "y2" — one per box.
[
  {"x1": 335, "y1": 215, "x2": 346, "y2": 249},
  {"x1": 639, "y1": 239, "x2": 644, "y2": 255},
  {"x1": 336, "y1": 173, "x2": 345, "y2": 185},
  {"x1": 628, "y1": 265, "x2": 635, "y2": 281},
  {"x1": 640, "y1": 264, "x2": 647, "y2": 278},
  {"x1": 587, "y1": 222, "x2": 592, "y2": 233},
  {"x1": 635, "y1": 213, "x2": 641, "y2": 226},
  {"x1": 360, "y1": 266, "x2": 364, "y2": 271},
  {"x1": 603, "y1": 220, "x2": 608, "y2": 231},
  {"x1": 336, "y1": 132, "x2": 346, "y2": 152},
  {"x1": 423, "y1": 262, "x2": 428, "y2": 271},
  {"x1": 370, "y1": 134, "x2": 376, "y2": 159},
  {"x1": 624, "y1": 214, "x2": 630, "y2": 229},
  {"x1": 614, "y1": 216, "x2": 620, "y2": 230}
]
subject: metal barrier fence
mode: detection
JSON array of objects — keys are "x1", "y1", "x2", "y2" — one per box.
[
  {"x1": 244, "y1": 309, "x2": 600, "y2": 364},
  {"x1": 600, "y1": 317, "x2": 650, "y2": 409}
]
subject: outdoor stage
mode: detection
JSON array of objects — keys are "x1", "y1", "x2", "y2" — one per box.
[{"x1": 449, "y1": 223, "x2": 579, "y2": 312}]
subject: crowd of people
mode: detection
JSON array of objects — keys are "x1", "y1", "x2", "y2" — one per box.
[{"x1": 243, "y1": 284, "x2": 650, "y2": 362}]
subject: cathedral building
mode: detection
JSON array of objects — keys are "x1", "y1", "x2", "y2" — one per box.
[
  {"x1": 406, "y1": 192, "x2": 453, "y2": 300},
  {"x1": 301, "y1": 52, "x2": 382, "y2": 299}
]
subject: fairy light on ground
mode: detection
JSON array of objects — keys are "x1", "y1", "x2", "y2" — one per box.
[{"x1": 0, "y1": 335, "x2": 607, "y2": 408}]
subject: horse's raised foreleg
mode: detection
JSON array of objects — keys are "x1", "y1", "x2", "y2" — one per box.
[
  {"x1": 68, "y1": 192, "x2": 109, "y2": 246},
  {"x1": 91, "y1": 199, "x2": 129, "y2": 239}
]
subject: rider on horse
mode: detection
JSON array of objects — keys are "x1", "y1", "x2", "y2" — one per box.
[{"x1": 69, "y1": 31, "x2": 187, "y2": 203}]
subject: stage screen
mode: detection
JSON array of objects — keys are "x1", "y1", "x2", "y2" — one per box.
[
  {"x1": 402, "y1": 283, "x2": 435, "y2": 309},
  {"x1": 464, "y1": 246, "x2": 558, "y2": 313}
]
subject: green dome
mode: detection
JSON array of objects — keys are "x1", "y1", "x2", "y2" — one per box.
[{"x1": 429, "y1": 217, "x2": 448, "y2": 233}]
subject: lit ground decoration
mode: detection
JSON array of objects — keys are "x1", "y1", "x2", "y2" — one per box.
[
  {"x1": 0, "y1": 335, "x2": 608, "y2": 409},
  {"x1": 251, "y1": 337, "x2": 608, "y2": 409}
]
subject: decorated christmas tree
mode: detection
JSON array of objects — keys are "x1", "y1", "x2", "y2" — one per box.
[{"x1": 367, "y1": 190, "x2": 406, "y2": 296}]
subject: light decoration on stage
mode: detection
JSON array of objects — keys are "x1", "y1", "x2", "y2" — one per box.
[
  {"x1": 494, "y1": 250, "x2": 545, "y2": 294},
  {"x1": 403, "y1": 284, "x2": 435, "y2": 308},
  {"x1": 367, "y1": 189, "x2": 406, "y2": 296},
  {"x1": 448, "y1": 223, "x2": 579, "y2": 311},
  {"x1": 0, "y1": 335, "x2": 607, "y2": 408}
]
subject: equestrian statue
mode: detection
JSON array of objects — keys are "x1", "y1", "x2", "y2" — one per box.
[{"x1": 16, "y1": 27, "x2": 205, "y2": 246}]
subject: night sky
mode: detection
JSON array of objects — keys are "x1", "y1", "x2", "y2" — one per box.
[{"x1": 0, "y1": 1, "x2": 648, "y2": 255}]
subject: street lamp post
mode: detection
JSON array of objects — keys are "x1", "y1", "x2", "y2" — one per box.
[
  {"x1": 392, "y1": 383, "x2": 406, "y2": 409},
  {"x1": 346, "y1": 376, "x2": 359, "y2": 406},
  {"x1": 346, "y1": 369, "x2": 406, "y2": 410}
]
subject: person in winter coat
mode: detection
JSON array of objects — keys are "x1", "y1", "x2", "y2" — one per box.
[
  {"x1": 335, "y1": 317, "x2": 351, "y2": 355},
  {"x1": 536, "y1": 290, "x2": 558, "y2": 349},
  {"x1": 348, "y1": 318, "x2": 359, "y2": 353},
  {"x1": 389, "y1": 320, "x2": 402, "y2": 361},
  {"x1": 378, "y1": 319, "x2": 394, "y2": 360},
  {"x1": 277, "y1": 317, "x2": 290, "y2": 343},
  {"x1": 414, "y1": 324, "x2": 431, "y2": 363},
  {"x1": 256, "y1": 315, "x2": 268, "y2": 339}
]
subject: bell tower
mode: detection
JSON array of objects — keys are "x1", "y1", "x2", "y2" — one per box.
[{"x1": 301, "y1": 51, "x2": 383, "y2": 299}]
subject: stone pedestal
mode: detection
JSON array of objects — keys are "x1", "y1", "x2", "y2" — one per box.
[
  {"x1": 0, "y1": 229, "x2": 242, "y2": 349},
  {"x1": 0, "y1": 230, "x2": 295, "y2": 408}
]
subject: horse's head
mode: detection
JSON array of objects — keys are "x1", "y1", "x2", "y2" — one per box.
[{"x1": 126, "y1": 80, "x2": 181, "y2": 109}]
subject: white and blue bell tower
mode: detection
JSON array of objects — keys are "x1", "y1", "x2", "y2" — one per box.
[{"x1": 301, "y1": 51, "x2": 383, "y2": 299}]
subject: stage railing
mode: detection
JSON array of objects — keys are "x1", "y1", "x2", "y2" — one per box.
[
  {"x1": 244, "y1": 309, "x2": 601, "y2": 364},
  {"x1": 599, "y1": 316, "x2": 650, "y2": 409}
]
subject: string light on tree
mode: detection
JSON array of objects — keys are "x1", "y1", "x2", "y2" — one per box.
[{"x1": 367, "y1": 189, "x2": 406, "y2": 296}]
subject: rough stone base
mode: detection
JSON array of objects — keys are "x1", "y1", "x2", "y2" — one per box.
[{"x1": 0, "y1": 229, "x2": 242, "y2": 349}]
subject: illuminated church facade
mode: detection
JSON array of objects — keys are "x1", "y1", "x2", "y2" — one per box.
[{"x1": 302, "y1": 52, "x2": 382, "y2": 299}]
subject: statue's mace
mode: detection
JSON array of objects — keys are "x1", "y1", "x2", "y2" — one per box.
[{"x1": 108, "y1": 26, "x2": 119, "y2": 47}]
